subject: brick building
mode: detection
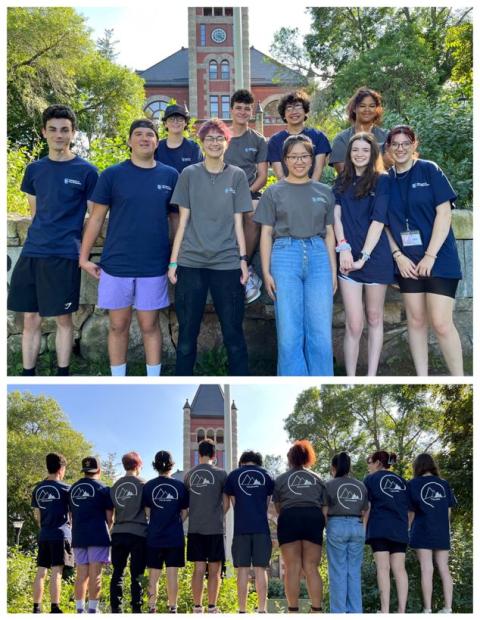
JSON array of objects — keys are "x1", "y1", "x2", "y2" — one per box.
[{"x1": 137, "y1": 7, "x2": 306, "y2": 137}]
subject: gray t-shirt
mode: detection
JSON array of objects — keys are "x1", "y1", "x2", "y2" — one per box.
[
  {"x1": 329, "y1": 126, "x2": 389, "y2": 166},
  {"x1": 325, "y1": 476, "x2": 369, "y2": 517},
  {"x1": 273, "y1": 468, "x2": 326, "y2": 511},
  {"x1": 254, "y1": 178, "x2": 335, "y2": 239},
  {"x1": 184, "y1": 463, "x2": 227, "y2": 535},
  {"x1": 171, "y1": 163, "x2": 252, "y2": 270},
  {"x1": 110, "y1": 475, "x2": 148, "y2": 537},
  {"x1": 224, "y1": 128, "x2": 268, "y2": 186}
]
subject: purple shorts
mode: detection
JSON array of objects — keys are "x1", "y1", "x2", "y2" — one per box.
[
  {"x1": 98, "y1": 270, "x2": 170, "y2": 311},
  {"x1": 73, "y1": 546, "x2": 111, "y2": 565}
]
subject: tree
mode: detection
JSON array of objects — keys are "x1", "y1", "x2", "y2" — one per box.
[
  {"x1": 263, "y1": 454, "x2": 285, "y2": 478},
  {"x1": 445, "y1": 22, "x2": 473, "y2": 98},
  {"x1": 96, "y1": 28, "x2": 119, "y2": 62},
  {"x1": 269, "y1": 28, "x2": 320, "y2": 78},
  {"x1": 7, "y1": 392, "x2": 92, "y2": 548}
]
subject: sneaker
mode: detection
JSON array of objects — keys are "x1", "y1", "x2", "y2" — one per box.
[
  {"x1": 245, "y1": 268, "x2": 262, "y2": 304},
  {"x1": 423, "y1": 610, "x2": 432, "y2": 614},
  {"x1": 207, "y1": 607, "x2": 220, "y2": 614},
  {"x1": 148, "y1": 609, "x2": 156, "y2": 614},
  {"x1": 192, "y1": 606, "x2": 204, "y2": 614},
  {"x1": 438, "y1": 609, "x2": 452, "y2": 614}
]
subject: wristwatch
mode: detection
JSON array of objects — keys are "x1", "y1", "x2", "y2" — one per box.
[{"x1": 240, "y1": 255, "x2": 248, "y2": 262}]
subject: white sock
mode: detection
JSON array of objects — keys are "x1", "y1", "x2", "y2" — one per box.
[
  {"x1": 75, "y1": 600, "x2": 85, "y2": 611},
  {"x1": 146, "y1": 363, "x2": 161, "y2": 376},
  {"x1": 88, "y1": 600, "x2": 99, "y2": 611},
  {"x1": 110, "y1": 363, "x2": 126, "y2": 376}
]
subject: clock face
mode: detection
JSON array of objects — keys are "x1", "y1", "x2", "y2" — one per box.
[{"x1": 211, "y1": 28, "x2": 227, "y2": 44}]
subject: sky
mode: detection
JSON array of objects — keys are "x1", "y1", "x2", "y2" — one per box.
[
  {"x1": 7, "y1": 383, "x2": 321, "y2": 479},
  {"x1": 77, "y1": 3, "x2": 312, "y2": 71}
]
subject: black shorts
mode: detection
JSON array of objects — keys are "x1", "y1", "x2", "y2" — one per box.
[
  {"x1": 232, "y1": 533, "x2": 272, "y2": 568},
  {"x1": 187, "y1": 533, "x2": 225, "y2": 563},
  {"x1": 37, "y1": 539, "x2": 74, "y2": 568},
  {"x1": 369, "y1": 538, "x2": 407, "y2": 554},
  {"x1": 277, "y1": 506, "x2": 325, "y2": 547},
  {"x1": 8, "y1": 256, "x2": 81, "y2": 317},
  {"x1": 396, "y1": 275, "x2": 459, "y2": 299},
  {"x1": 146, "y1": 545, "x2": 185, "y2": 569}
]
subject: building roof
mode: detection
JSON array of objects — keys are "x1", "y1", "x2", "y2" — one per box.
[
  {"x1": 137, "y1": 46, "x2": 305, "y2": 87},
  {"x1": 190, "y1": 385, "x2": 225, "y2": 418}
]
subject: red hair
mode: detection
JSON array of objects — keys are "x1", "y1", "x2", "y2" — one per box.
[
  {"x1": 287, "y1": 440, "x2": 316, "y2": 468},
  {"x1": 198, "y1": 118, "x2": 231, "y2": 143}
]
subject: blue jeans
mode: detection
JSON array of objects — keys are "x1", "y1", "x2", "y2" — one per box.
[
  {"x1": 326, "y1": 517, "x2": 365, "y2": 613},
  {"x1": 270, "y1": 236, "x2": 333, "y2": 376}
]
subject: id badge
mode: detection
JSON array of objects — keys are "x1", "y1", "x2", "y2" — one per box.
[{"x1": 400, "y1": 229, "x2": 422, "y2": 247}]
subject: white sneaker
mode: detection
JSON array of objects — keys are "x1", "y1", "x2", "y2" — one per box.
[
  {"x1": 423, "y1": 609, "x2": 432, "y2": 613},
  {"x1": 245, "y1": 267, "x2": 262, "y2": 304},
  {"x1": 437, "y1": 608, "x2": 452, "y2": 614}
]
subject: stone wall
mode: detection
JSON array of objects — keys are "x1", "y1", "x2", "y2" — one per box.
[{"x1": 7, "y1": 211, "x2": 473, "y2": 375}]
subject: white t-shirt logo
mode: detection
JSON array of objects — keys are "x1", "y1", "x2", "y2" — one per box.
[
  {"x1": 380, "y1": 474, "x2": 406, "y2": 498},
  {"x1": 152, "y1": 483, "x2": 179, "y2": 509},
  {"x1": 287, "y1": 471, "x2": 317, "y2": 496},
  {"x1": 114, "y1": 481, "x2": 138, "y2": 508},
  {"x1": 71, "y1": 483, "x2": 95, "y2": 507},
  {"x1": 238, "y1": 470, "x2": 266, "y2": 496},
  {"x1": 420, "y1": 481, "x2": 446, "y2": 508},
  {"x1": 189, "y1": 469, "x2": 215, "y2": 496},
  {"x1": 36, "y1": 485, "x2": 61, "y2": 510},
  {"x1": 337, "y1": 483, "x2": 363, "y2": 510}
]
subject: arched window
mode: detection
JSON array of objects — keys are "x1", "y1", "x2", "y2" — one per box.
[
  {"x1": 216, "y1": 429, "x2": 224, "y2": 445},
  {"x1": 197, "y1": 429, "x2": 205, "y2": 443},
  {"x1": 206, "y1": 428, "x2": 215, "y2": 441},
  {"x1": 263, "y1": 99, "x2": 282, "y2": 125},
  {"x1": 221, "y1": 60, "x2": 230, "y2": 80},
  {"x1": 209, "y1": 60, "x2": 218, "y2": 80},
  {"x1": 144, "y1": 98, "x2": 168, "y2": 120}
]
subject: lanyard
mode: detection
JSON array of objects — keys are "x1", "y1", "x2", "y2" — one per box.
[{"x1": 393, "y1": 163, "x2": 415, "y2": 230}]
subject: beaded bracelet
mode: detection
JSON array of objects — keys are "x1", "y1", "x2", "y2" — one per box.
[{"x1": 335, "y1": 241, "x2": 352, "y2": 253}]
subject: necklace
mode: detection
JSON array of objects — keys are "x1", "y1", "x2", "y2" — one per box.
[{"x1": 203, "y1": 162, "x2": 225, "y2": 184}]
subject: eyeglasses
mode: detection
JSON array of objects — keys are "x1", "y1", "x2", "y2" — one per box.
[
  {"x1": 390, "y1": 141, "x2": 413, "y2": 151},
  {"x1": 286, "y1": 154, "x2": 311, "y2": 163},
  {"x1": 204, "y1": 135, "x2": 226, "y2": 144},
  {"x1": 285, "y1": 103, "x2": 304, "y2": 112},
  {"x1": 167, "y1": 116, "x2": 186, "y2": 123}
]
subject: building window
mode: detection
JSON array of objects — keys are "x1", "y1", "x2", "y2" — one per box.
[
  {"x1": 203, "y1": 8, "x2": 212, "y2": 16},
  {"x1": 209, "y1": 60, "x2": 218, "y2": 80},
  {"x1": 207, "y1": 428, "x2": 215, "y2": 441},
  {"x1": 216, "y1": 430, "x2": 224, "y2": 444},
  {"x1": 216, "y1": 452, "x2": 223, "y2": 468},
  {"x1": 210, "y1": 95, "x2": 219, "y2": 117},
  {"x1": 264, "y1": 99, "x2": 282, "y2": 124},
  {"x1": 214, "y1": 7, "x2": 223, "y2": 16},
  {"x1": 221, "y1": 96, "x2": 230, "y2": 119},
  {"x1": 200, "y1": 24, "x2": 206, "y2": 46},
  {"x1": 197, "y1": 429, "x2": 205, "y2": 442},
  {"x1": 144, "y1": 98, "x2": 168, "y2": 120},
  {"x1": 221, "y1": 60, "x2": 230, "y2": 80},
  {"x1": 225, "y1": 8, "x2": 233, "y2": 16}
]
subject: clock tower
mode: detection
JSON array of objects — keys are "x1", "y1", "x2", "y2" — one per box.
[{"x1": 188, "y1": 7, "x2": 250, "y2": 121}]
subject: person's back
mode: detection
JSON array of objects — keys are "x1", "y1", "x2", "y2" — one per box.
[{"x1": 184, "y1": 461, "x2": 227, "y2": 535}]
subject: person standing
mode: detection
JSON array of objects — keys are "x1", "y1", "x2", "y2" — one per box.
[
  {"x1": 385, "y1": 125, "x2": 463, "y2": 376},
  {"x1": 79, "y1": 119, "x2": 178, "y2": 376},
  {"x1": 224, "y1": 450, "x2": 274, "y2": 613},
  {"x1": 224, "y1": 89, "x2": 268, "y2": 303},
  {"x1": 267, "y1": 90, "x2": 331, "y2": 181},
  {"x1": 168, "y1": 118, "x2": 251, "y2": 376},
  {"x1": 142, "y1": 451, "x2": 189, "y2": 613},
  {"x1": 184, "y1": 439, "x2": 229, "y2": 613},
  {"x1": 255, "y1": 134, "x2": 337, "y2": 376},
  {"x1": 7, "y1": 104, "x2": 98, "y2": 376},
  {"x1": 69, "y1": 457, "x2": 114, "y2": 614},
  {"x1": 154, "y1": 104, "x2": 203, "y2": 174},
  {"x1": 323, "y1": 452, "x2": 369, "y2": 613},
  {"x1": 31, "y1": 453, "x2": 73, "y2": 614},
  {"x1": 273, "y1": 440, "x2": 327, "y2": 613},
  {"x1": 364, "y1": 451, "x2": 410, "y2": 613},
  {"x1": 408, "y1": 453, "x2": 457, "y2": 613},
  {"x1": 109, "y1": 452, "x2": 148, "y2": 613},
  {"x1": 333, "y1": 132, "x2": 393, "y2": 376}
]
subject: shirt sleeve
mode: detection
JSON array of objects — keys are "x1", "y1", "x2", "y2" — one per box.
[
  {"x1": 180, "y1": 483, "x2": 189, "y2": 509},
  {"x1": 224, "y1": 473, "x2": 234, "y2": 496},
  {"x1": 371, "y1": 174, "x2": 390, "y2": 224},
  {"x1": 312, "y1": 129, "x2": 331, "y2": 156},
  {"x1": 20, "y1": 162, "x2": 35, "y2": 195},
  {"x1": 31, "y1": 486, "x2": 38, "y2": 508},
  {"x1": 142, "y1": 484, "x2": 151, "y2": 508},
  {"x1": 253, "y1": 187, "x2": 276, "y2": 226},
  {"x1": 427, "y1": 161, "x2": 457, "y2": 207},
  {"x1": 272, "y1": 479, "x2": 281, "y2": 504},
  {"x1": 267, "y1": 134, "x2": 283, "y2": 164},
  {"x1": 256, "y1": 135, "x2": 268, "y2": 163},
  {"x1": 328, "y1": 130, "x2": 349, "y2": 166},
  {"x1": 193, "y1": 142, "x2": 204, "y2": 164},
  {"x1": 170, "y1": 167, "x2": 191, "y2": 209},
  {"x1": 103, "y1": 487, "x2": 115, "y2": 510},
  {"x1": 90, "y1": 168, "x2": 113, "y2": 206},
  {"x1": 233, "y1": 169, "x2": 253, "y2": 213},
  {"x1": 167, "y1": 168, "x2": 180, "y2": 213},
  {"x1": 85, "y1": 166, "x2": 99, "y2": 200},
  {"x1": 325, "y1": 187, "x2": 335, "y2": 226}
]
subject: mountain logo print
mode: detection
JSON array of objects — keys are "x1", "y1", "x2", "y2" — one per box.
[
  {"x1": 238, "y1": 469, "x2": 266, "y2": 496},
  {"x1": 189, "y1": 469, "x2": 215, "y2": 496},
  {"x1": 380, "y1": 474, "x2": 406, "y2": 498},
  {"x1": 151, "y1": 483, "x2": 179, "y2": 509},
  {"x1": 114, "y1": 481, "x2": 138, "y2": 508},
  {"x1": 336, "y1": 483, "x2": 363, "y2": 511},
  {"x1": 287, "y1": 470, "x2": 317, "y2": 496},
  {"x1": 35, "y1": 485, "x2": 61, "y2": 510},
  {"x1": 70, "y1": 483, "x2": 95, "y2": 507},
  {"x1": 420, "y1": 481, "x2": 446, "y2": 508}
]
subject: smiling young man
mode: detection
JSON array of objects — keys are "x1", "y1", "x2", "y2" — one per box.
[
  {"x1": 223, "y1": 90, "x2": 268, "y2": 304},
  {"x1": 7, "y1": 104, "x2": 98, "y2": 376},
  {"x1": 79, "y1": 119, "x2": 179, "y2": 376},
  {"x1": 154, "y1": 104, "x2": 203, "y2": 174},
  {"x1": 267, "y1": 90, "x2": 331, "y2": 182}
]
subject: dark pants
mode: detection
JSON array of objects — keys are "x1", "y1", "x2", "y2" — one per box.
[
  {"x1": 175, "y1": 266, "x2": 249, "y2": 376},
  {"x1": 110, "y1": 533, "x2": 147, "y2": 612}
]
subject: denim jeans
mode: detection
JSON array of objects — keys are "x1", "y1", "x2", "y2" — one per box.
[
  {"x1": 326, "y1": 517, "x2": 365, "y2": 613},
  {"x1": 175, "y1": 266, "x2": 248, "y2": 375},
  {"x1": 270, "y1": 236, "x2": 333, "y2": 376}
]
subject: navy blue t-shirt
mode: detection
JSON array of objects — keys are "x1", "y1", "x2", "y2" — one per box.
[
  {"x1": 31, "y1": 479, "x2": 71, "y2": 542},
  {"x1": 364, "y1": 470, "x2": 411, "y2": 544},
  {"x1": 69, "y1": 478, "x2": 114, "y2": 547},
  {"x1": 21, "y1": 156, "x2": 98, "y2": 259},
  {"x1": 154, "y1": 138, "x2": 203, "y2": 174},
  {"x1": 267, "y1": 127, "x2": 331, "y2": 178},
  {"x1": 91, "y1": 160, "x2": 178, "y2": 277},
  {"x1": 408, "y1": 476, "x2": 457, "y2": 550},
  {"x1": 142, "y1": 476, "x2": 189, "y2": 548},
  {"x1": 224, "y1": 466, "x2": 274, "y2": 535},
  {"x1": 334, "y1": 173, "x2": 394, "y2": 284},
  {"x1": 387, "y1": 159, "x2": 461, "y2": 279}
]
